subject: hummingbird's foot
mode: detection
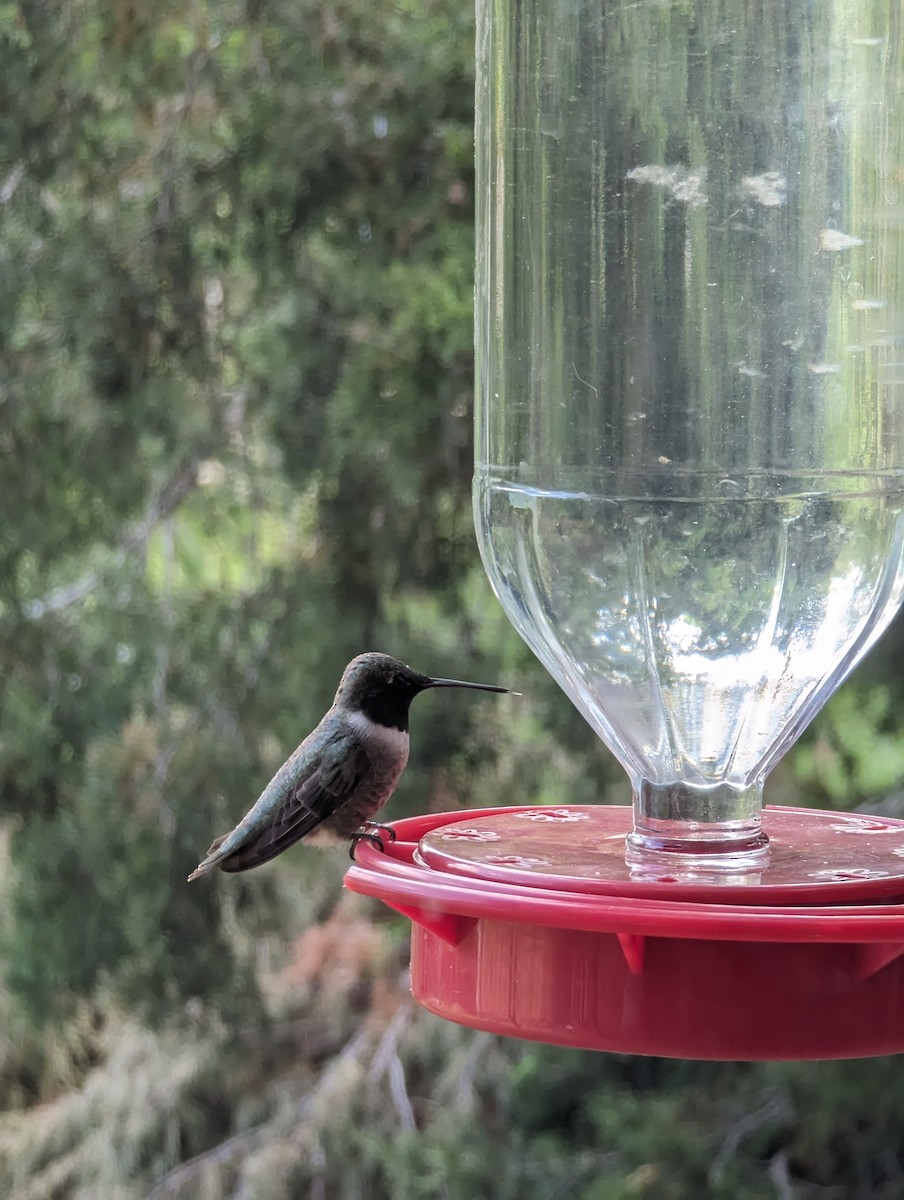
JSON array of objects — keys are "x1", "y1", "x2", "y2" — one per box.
[
  {"x1": 349, "y1": 831, "x2": 387, "y2": 860},
  {"x1": 360, "y1": 820, "x2": 397, "y2": 842}
]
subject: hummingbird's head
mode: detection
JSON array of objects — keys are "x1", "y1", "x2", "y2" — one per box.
[{"x1": 335, "y1": 653, "x2": 507, "y2": 731}]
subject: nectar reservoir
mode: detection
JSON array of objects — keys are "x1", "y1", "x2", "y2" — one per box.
[{"x1": 473, "y1": 0, "x2": 904, "y2": 871}]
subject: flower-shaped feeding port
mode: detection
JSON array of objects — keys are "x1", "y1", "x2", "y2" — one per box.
[{"x1": 347, "y1": 1, "x2": 904, "y2": 1059}]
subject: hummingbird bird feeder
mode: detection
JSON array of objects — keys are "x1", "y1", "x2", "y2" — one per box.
[{"x1": 346, "y1": 0, "x2": 904, "y2": 1059}]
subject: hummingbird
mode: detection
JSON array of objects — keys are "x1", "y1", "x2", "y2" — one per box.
[{"x1": 187, "y1": 652, "x2": 508, "y2": 879}]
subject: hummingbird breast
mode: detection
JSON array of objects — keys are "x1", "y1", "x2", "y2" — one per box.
[{"x1": 317, "y1": 712, "x2": 410, "y2": 840}]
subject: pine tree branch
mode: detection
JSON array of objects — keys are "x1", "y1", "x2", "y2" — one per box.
[
  {"x1": 708, "y1": 1090, "x2": 793, "y2": 1185},
  {"x1": 367, "y1": 1001, "x2": 417, "y2": 1132},
  {"x1": 145, "y1": 1021, "x2": 379, "y2": 1199},
  {"x1": 26, "y1": 462, "x2": 202, "y2": 621},
  {"x1": 768, "y1": 1151, "x2": 795, "y2": 1200}
]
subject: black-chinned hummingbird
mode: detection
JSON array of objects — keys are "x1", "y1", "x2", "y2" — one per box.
[{"x1": 188, "y1": 652, "x2": 508, "y2": 879}]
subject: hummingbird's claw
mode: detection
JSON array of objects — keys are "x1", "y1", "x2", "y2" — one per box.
[
  {"x1": 360, "y1": 820, "x2": 397, "y2": 842},
  {"x1": 349, "y1": 830, "x2": 387, "y2": 860}
]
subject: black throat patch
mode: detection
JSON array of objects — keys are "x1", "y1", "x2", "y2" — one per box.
[{"x1": 356, "y1": 683, "x2": 419, "y2": 732}]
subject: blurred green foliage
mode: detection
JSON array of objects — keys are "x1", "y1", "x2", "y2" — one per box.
[{"x1": 1, "y1": 0, "x2": 903, "y2": 1197}]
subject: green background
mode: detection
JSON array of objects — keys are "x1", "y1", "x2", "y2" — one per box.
[{"x1": 2, "y1": 1, "x2": 904, "y2": 1195}]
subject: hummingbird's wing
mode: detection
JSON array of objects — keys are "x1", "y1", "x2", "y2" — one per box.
[
  {"x1": 188, "y1": 729, "x2": 367, "y2": 879},
  {"x1": 215, "y1": 748, "x2": 363, "y2": 872}
]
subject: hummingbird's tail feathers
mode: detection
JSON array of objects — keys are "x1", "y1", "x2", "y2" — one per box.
[
  {"x1": 216, "y1": 836, "x2": 293, "y2": 872},
  {"x1": 186, "y1": 834, "x2": 229, "y2": 881}
]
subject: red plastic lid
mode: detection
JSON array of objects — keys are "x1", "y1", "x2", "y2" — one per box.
[
  {"x1": 416, "y1": 805, "x2": 904, "y2": 905},
  {"x1": 346, "y1": 805, "x2": 904, "y2": 943}
]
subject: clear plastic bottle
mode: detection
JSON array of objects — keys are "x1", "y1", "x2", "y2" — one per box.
[{"x1": 474, "y1": 0, "x2": 904, "y2": 868}]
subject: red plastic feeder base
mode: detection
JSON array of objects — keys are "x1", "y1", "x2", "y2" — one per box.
[{"x1": 344, "y1": 805, "x2": 904, "y2": 1060}]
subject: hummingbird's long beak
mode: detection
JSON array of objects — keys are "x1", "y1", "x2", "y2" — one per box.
[{"x1": 427, "y1": 677, "x2": 509, "y2": 693}]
